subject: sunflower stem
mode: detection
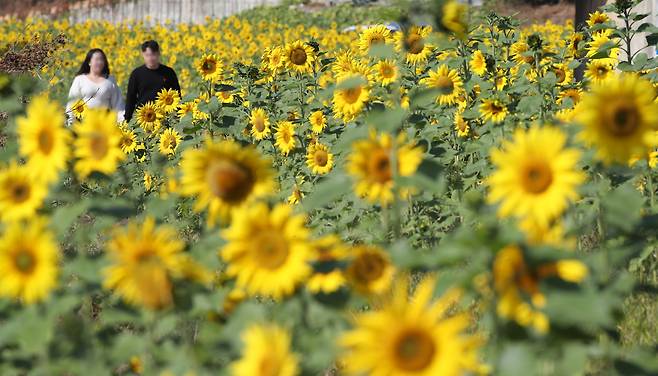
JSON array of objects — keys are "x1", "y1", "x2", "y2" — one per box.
[
  {"x1": 389, "y1": 134, "x2": 402, "y2": 241},
  {"x1": 648, "y1": 172, "x2": 655, "y2": 209}
]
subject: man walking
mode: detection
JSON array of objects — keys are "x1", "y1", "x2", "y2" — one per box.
[{"x1": 124, "y1": 40, "x2": 181, "y2": 122}]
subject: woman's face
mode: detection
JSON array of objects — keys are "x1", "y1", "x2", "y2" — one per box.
[{"x1": 89, "y1": 52, "x2": 105, "y2": 75}]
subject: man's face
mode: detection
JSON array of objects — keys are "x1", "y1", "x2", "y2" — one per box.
[{"x1": 142, "y1": 48, "x2": 160, "y2": 67}]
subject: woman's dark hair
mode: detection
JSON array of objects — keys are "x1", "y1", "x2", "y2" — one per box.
[
  {"x1": 141, "y1": 40, "x2": 160, "y2": 53},
  {"x1": 76, "y1": 48, "x2": 110, "y2": 77}
]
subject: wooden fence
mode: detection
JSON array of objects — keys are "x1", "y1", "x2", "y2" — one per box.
[{"x1": 66, "y1": 0, "x2": 285, "y2": 24}]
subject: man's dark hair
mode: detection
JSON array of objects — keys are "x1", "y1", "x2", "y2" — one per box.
[{"x1": 141, "y1": 40, "x2": 160, "y2": 53}]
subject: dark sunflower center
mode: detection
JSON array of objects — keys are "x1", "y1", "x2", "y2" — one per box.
[
  {"x1": 381, "y1": 65, "x2": 394, "y2": 78},
  {"x1": 206, "y1": 159, "x2": 254, "y2": 203},
  {"x1": 202, "y1": 60, "x2": 216, "y2": 73},
  {"x1": 369, "y1": 151, "x2": 393, "y2": 183},
  {"x1": 343, "y1": 87, "x2": 362, "y2": 104},
  {"x1": 121, "y1": 135, "x2": 134, "y2": 148},
  {"x1": 14, "y1": 250, "x2": 36, "y2": 274},
  {"x1": 406, "y1": 34, "x2": 424, "y2": 54},
  {"x1": 352, "y1": 251, "x2": 386, "y2": 283},
  {"x1": 393, "y1": 329, "x2": 436, "y2": 371},
  {"x1": 253, "y1": 118, "x2": 265, "y2": 132},
  {"x1": 369, "y1": 35, "x2": 386, "y2": 46},
  {"x1": 256, "y1": 231, "x2": 289, "y2": 269},
  {"x1": 435, "y1": 76, "x2": 455, "y2": 95},
  {"x1": 491, "y1": 103, "x2": 504, "y2": 114},
  {"x1": 38, "y1": 129, "x2": 54, "y2": 154},
  {"x1": 522, "y1": 162, "x2": 553, "y2": 194},
  {"x1": 290, "y1": 48, "x2": 307, "y2": 66},
  {"x1": 165, "y1": 136, "x2": 177, "y2": 149},
  {"x1": 90, "y1": 132, "x2": 109, "y2": 160},
  {"x1": 314, "y1": 149, "x2": 328, "y2": 167},
  {"x1": 144, "y1": 110, "x2": 156, "y2": 122},
  {"x1": 610, "y1": 104, "x2": 639, "y2": 137},
  {"x1": 136, "y1": 250, "x2": 158, "y2": 264},
  {"x1": 555, "y1": 68, "x2": 566, "y2": 83},
  {"x1": 11, "y1": 182, "x2": 30, "y2": 203}
]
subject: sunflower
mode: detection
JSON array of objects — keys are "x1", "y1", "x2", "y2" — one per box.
[
  {"x1": 283, "y1": 40, "x2": 315, "y2": 75},
  {"x1": 584, "y1": 59, "x2": 613, "y2": 84},
  {"x1": 454, "y1": 111, "x2": 470, "y2": 137},
  {"x1": 586, "y1": 29, "x2": 619, "y2": 66},
  {"x1": 345, "y1": 245, "x2": 395, "y2": 295},
  {"x1": 73, "y1": 109, "x2": 125, "y2": 179},
  {"x1": 487, "y1": 126, "x2": 585, "y2": 228},
  {"x1": 156, "y1": 88, "x2": 180, "y2": 114},
  {"x1": 249, "y1": 108, "x2": 271, "y2": 140},
  {"x1": 158, "y1": 128, "x2": 182, "y2": 156},
  {"x1": 274, "y1": 120, "x2": 296, "y2": 156},
  {"x1": 262, "y1": 45, "x2": 285, "y2": 74},
  {"x1": 104, "y1": 217, "x2": 210, "y2": 310},
  {"x1": 494, "y1": 69, "x2": 508, "y2": 91},
  {"x1": 287, "y1": 184, "x2": 304, "y2": 206},
  {"x1": 216, "y1": 89, "x2": 234, "y2": 104},
  {"x1": 332, "y1": 50, "x2": 359, "y2": 77},
  {"x1": 421, "y1": 65, "x2": 464, "y2": 106},
  {"x1": 479, "y1": 99, "x2": 508, "y2": 124},
  {"x1": 339, "y1": 275, "x2": 483, "y2": 376},
  {"x1": 374, "y1": 59, "x2": 399, "y2": 86},
  {"x1": 586, "y1": 10, "x2": 610, "y2": 28},
  {"x1": 568, "y1": 32, "x2": 585, "y2": 58},
  {"x1": 231, "y1": 324, "x2": 299, "y2": 376},
  {"x1": 470, "y1": 49, "x2": 487, "y2": 76},
  {"x1": 0, "y1": 162, "x2": 48, "y2": 222},
  {"x1": 510, "y1": 41, "x2": 534, "y2": 66},
  {"x1": 358, "y1": 25, "x2": 393, "y2": 55},
  {"x1": 307, "y1": 235, "x2": 348, "y2": 294},
  {"x1": 119, "y1": 126, "x2": 138, "y2": 154},
  {"x1": 196, "y1": 53, "x2": 223, "y2": 82},
  {"x1": 333, "y1": 73, "x2": 370, "y2": 123},
  {"x1": 305, "y1": 142, "x2": 334, "y2": 175},
  {"x1": 441, "y1": 0, "x2": 468, "y2": 37},
  {"x1": 557, "y1": 88, "x2": 583, "y2": 107},
  {"x1": 309, "y1": 110, "x2": 327, "y2": 134},
  {"x1": 16, "y1": 94, "x2": 71, "y2": 184},
  {"x1": 550, "y1": 62, "x2": 573, "y2": 86},
  {"x1": 177, "y1": 101, "x2": 195, "y2": 119},
  {"x1": 0, "y1": 219, "x2": 58, "y2": 304},
  {"x1": 494, "y1": 245, "x2": 588, "y2": 333},
  {"x1": 400, "y1": 25, "x2": 434, "y2": 65},
  {"x1": 135, "y1": 102, "x2": 163, "y2": 135},
  {"x1": 180, "y1": 138, "x2": 275, "y2": 226},
  {"x1": 70, "y1": 98, "x2": 87, "y2": 121},
  {"x1": 143, "y1": 171, "x2": 153, "y2": 192},
  {"x1": 220, "y1": 203, "x2": 312, "y2": 299},
  {"x1": 347, "y1": 131, "x2": 423, "y2": 205},
  {"x1": 575, "y1": 74, "x2": 658, "y2": 164}
]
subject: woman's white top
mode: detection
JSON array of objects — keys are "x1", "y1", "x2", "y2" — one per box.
[{"x1": 66, "y1": 74, "x2": 125, "y2": 124}]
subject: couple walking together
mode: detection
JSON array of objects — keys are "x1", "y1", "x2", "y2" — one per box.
[{"x1": 66, "y1": 40, "x2": 180, "y2": 124}]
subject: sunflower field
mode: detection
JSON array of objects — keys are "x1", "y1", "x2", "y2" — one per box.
[{"x1": 0, "y1": 0, "x2": 657, "y2": 374}]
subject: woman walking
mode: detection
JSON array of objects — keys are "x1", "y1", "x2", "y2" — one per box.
[{"x1": 66, "y1": 48, "x2": 124, "y2": 125}]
